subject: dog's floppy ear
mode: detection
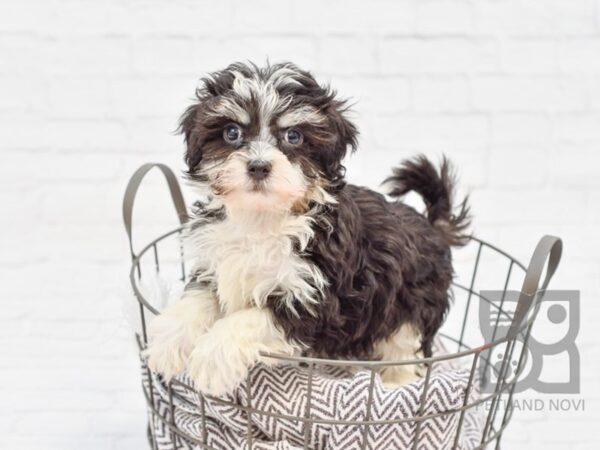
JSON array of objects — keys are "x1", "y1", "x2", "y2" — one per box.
[
  {"x1": 327, "y1": 99, "x2": 358, "y2": 161},
  {"x1": 315, "y1": 99, "x2": 359, "y2": 184},
  {"x1": 179, "y1": 102, "x2": 203, "y2": 172}
]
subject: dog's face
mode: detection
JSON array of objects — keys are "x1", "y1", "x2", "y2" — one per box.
[{"x1": 180, "y1": 62, "x2": 358, "y2": 214}]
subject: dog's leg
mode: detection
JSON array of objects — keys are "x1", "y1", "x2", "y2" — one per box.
[
  {"x1": 376, "y1": 323, "x2": 424, "y2": 388},
  {"x1": 144, "y1": 288, "x2": 220, "y2": 380},
  {"x1": 187, "y1": 307, "x2": 297, "y2": 396}
]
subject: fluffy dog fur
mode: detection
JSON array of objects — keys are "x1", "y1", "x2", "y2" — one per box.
[{"x1": 145, "y1": 62, "x2": 470, "y2": 395}]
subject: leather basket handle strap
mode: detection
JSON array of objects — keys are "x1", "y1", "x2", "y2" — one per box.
[
  {"x1": 508, "y1": 235, "x2": 563, "y2": 339},
  {"x1": 122, "y1": 163, "x2": 188, "y2": 261}
]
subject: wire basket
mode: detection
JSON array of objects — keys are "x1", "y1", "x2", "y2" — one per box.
[{"x1": 123, "y1": 163, "x2": 563, "y2": 450}]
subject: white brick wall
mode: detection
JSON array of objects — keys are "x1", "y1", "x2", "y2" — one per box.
[{"x1": 0, "y1": 0, "x2": 598, "y2": 448}]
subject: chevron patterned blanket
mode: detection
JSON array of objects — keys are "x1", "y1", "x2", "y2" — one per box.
[{"x1": 143, "y1": 356, "x2": 483, "y2": 449}]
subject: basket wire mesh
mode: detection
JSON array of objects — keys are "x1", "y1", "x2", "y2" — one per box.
[{"x1": 124, "y1": 163, "x2": 562, "y2": 450}]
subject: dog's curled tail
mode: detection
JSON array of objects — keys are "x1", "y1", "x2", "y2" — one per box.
[{"x1": 384, "y1": 155, "x2": 471, "y2": 247}]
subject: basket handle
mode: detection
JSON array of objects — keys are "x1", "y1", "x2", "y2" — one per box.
[
  {"x1": 507, "y1": 235, "x2": 563, "y2": 339},
  {"x1": 122, "y1": 163, "x2": 188, "y2": 261}
]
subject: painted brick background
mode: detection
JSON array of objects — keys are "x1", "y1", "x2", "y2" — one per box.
[{"x1": 1, "y1": 0, "x2": 599, "y2": 448}]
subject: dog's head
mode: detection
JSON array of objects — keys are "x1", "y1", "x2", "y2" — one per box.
[{"x1": 179, "y1": 62, "x2": 358, "y2": 214}]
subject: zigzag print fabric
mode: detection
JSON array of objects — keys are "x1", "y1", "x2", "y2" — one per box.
[{"x1": 142, "y1": 354, "x2": 483, "y2": 450}]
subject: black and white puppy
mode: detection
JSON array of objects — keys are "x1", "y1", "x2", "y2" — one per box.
[{"x1": 145, "y1": 62, "x2": 470, "y2": 395}]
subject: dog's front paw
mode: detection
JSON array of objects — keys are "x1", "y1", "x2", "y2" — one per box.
[
  {"x1": 143, "y1": 314, "x2": 197, "y2": 381},
  {"x1": 187, "y1": 331, "x2": 259, "y2": 396}
]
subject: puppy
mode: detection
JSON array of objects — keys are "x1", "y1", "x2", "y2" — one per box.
[{"x1": 144, "y1": 62, "x2": 470, "y2": 395}]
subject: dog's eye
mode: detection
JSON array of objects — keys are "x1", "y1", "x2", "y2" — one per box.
[
  {"x1": 223, "y1": 124, "x2": 243, "y2": 144},
  {"x1": 284, "y1": 128, "x2": 303, "y2": 145}
]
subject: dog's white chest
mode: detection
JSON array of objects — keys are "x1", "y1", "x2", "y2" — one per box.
[{"x1": 187, "y1": 212, "x2": 325, "y2": 315}]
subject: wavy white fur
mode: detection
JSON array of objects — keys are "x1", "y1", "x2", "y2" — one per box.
[{"x1": 185, "y1": 208, "x2": 327, "y2": 317}]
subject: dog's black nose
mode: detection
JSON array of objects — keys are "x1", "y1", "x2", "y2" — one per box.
[{"x1": 247, "y1": 160, "x2": 272, "y2": 181}]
